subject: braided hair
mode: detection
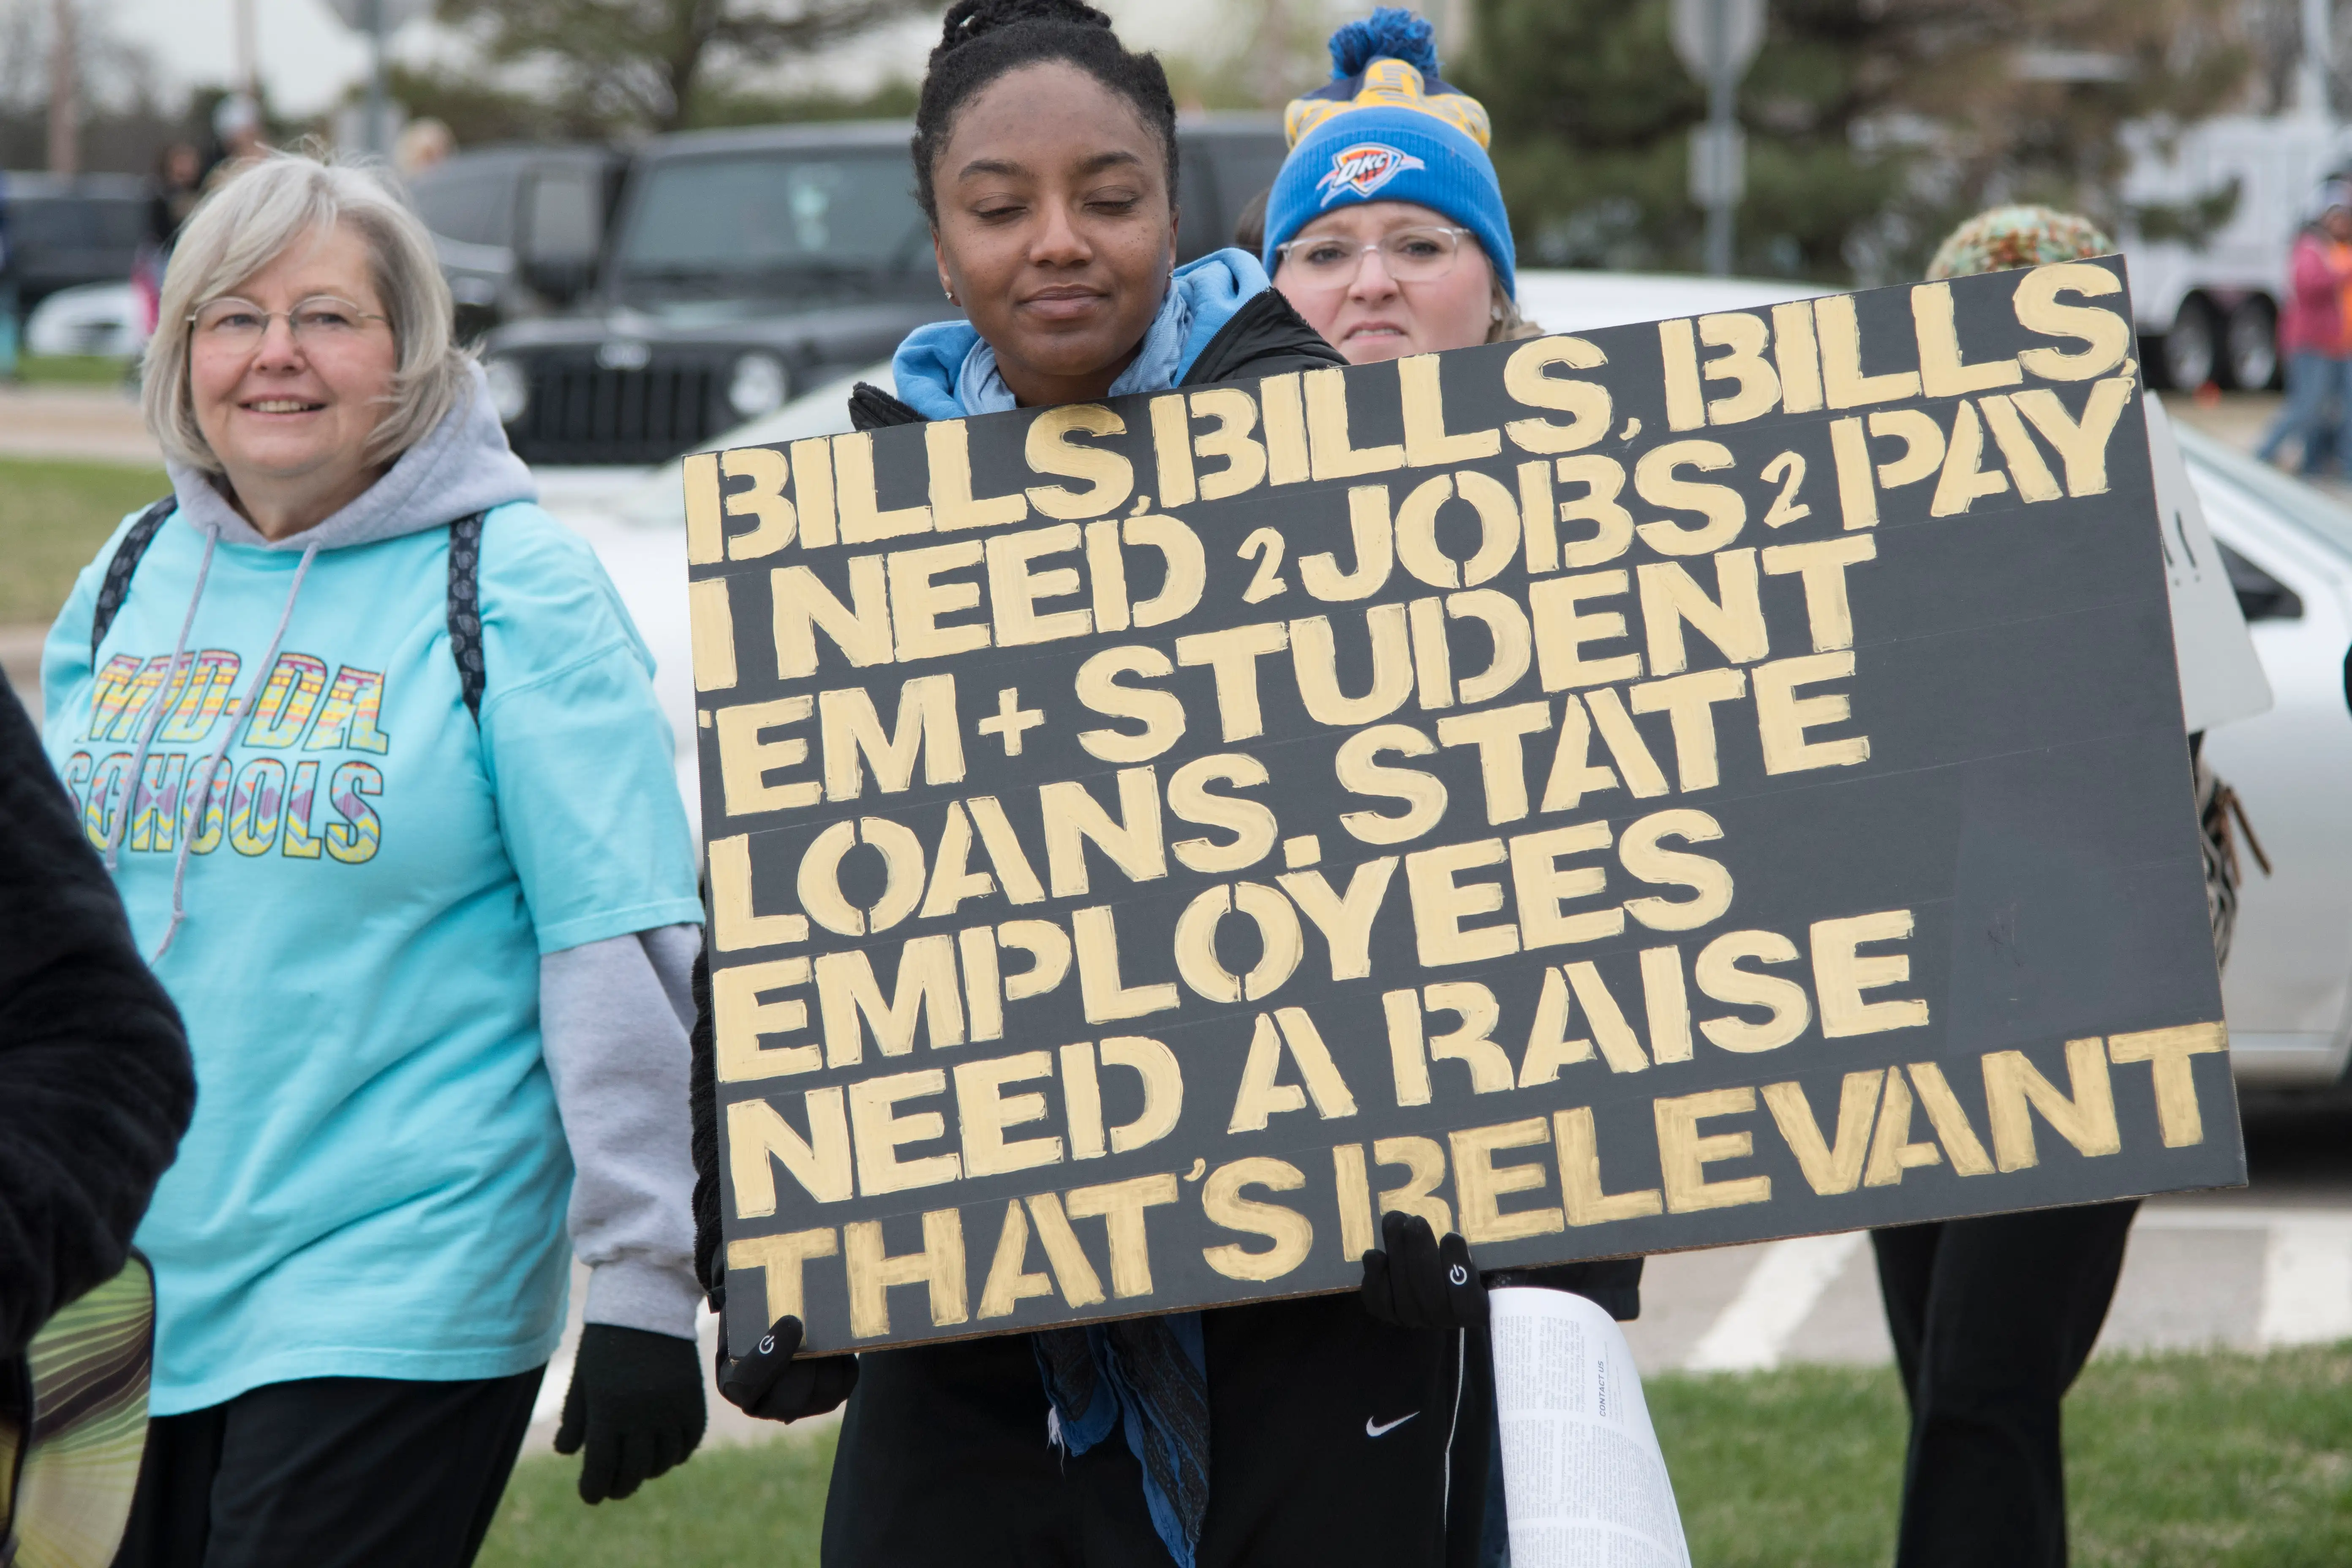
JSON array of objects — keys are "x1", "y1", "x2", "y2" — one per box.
[{"x1": 911, "y1": 0, "x2": 1179, "y2": 224}]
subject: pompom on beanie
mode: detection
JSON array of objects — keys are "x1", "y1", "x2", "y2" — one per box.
[
  {"x1": 1261, "y1": 8, "x2": 1516, "y2": 298},
  {"x1": 1926, "y1": 204, "x2": 2114, "y2": 280}
]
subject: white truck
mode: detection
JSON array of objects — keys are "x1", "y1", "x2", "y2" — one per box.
[{"x1": 2119, "y1": 112, "x2": 2352, "y2": 392}]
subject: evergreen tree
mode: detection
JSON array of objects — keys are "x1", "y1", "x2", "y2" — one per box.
[{"x1": 1462, "y1": 0, "x2": 2254, "y2": 284}]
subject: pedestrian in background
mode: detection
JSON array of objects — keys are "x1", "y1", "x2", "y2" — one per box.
[
  {"x1": 394, "y1": 119, "x2": 457, "y2": 182},
  {"x1": 41, "y1": 151, "x2": 708, "y2": 1567},
  {"x1": 133, "y1": 144, "x2": 207, "y2": 351},
  {"x1": 2256, "y1": 182, "x2": 2352, "y2": 475},
  {"x1": 1866, "y1": 202, "x2": 2208, "y2": 1568}
]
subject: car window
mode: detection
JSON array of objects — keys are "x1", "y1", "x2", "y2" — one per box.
[
  {"x1": 523, "y1": 169, "x2": 601, "y2": 262},
  {"x1": 1175, "y1": 141, "x2": 1219, "y2": 264},
  {"x1": 1206, "y1": 141, "x2": 1285, "y2": 239},
  {"x1": 413, "y1": 170, "x2": 509, "y2": 248},
  {"x1": 2217, "y1": 540, "x2": 2304, "y2": 621},
  {"x1": 618, "y1": 150, "x2": 928, "y2": 280},
  {"x1": 90, "y1": 199, "x2": 144, "y2": 249},
  {"x1": 8, "y1": 199, "x2": 77, "y2": 251}
]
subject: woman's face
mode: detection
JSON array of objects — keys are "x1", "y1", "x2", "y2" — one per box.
[
  {"x1": 1274, "y1": 199, "x2": 1494, "y2": 363},
  {"x1": 931, "y1": 61, "x2": 1177, "y2": 406},
  {"x1": 189, "y1": 222, "x2": 397, "y2": 501}
]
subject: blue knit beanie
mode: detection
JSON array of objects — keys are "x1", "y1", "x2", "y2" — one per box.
[{"x1": 1261, "y1": 8, "x2": 1515, "y2": 298}]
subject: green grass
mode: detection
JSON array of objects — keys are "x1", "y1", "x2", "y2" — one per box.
[
  {"x1": 478, "y1": 1429, "x2": 836, "y2": 1568},
  {"x1": 1652, "y1": 1361, "x2": 1910, "y2": 1565},
  {"x1": 0, "y1": 456, "x2": 170, "y2": 624},
  {"x1": 15, "y1": 354, "x2": 136, "y2": 387},
  {"x1": 474, "y1": 1348, "x2": 2352, "y2": 1567}
]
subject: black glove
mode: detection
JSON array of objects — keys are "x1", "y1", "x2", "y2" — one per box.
[
  {"x1": 1360, "y1": 1210, "x2": 1489, "y2": 1328},
  {"x1": 717, "y1": 1314, "x2": 859, "y2": 1423},
  {"x1": 554, "y1": 1323, "x2": 706, "y2": 1503}
]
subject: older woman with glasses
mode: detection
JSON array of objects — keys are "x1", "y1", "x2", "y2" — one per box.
[
  {"x1": 1264, "y1": 9, "x2": 1538, "y2": 364},
  {"x1": 40, "y1": 151, "x2": 708, "y2": 1567}
]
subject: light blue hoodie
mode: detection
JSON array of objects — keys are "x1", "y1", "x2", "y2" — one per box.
[
  {"x1": 41, "y1": 369, "x2": 704, "y2": 1411},
  {"x1": 890, "y1": 247, "x2": 1275, "y2": 420}
]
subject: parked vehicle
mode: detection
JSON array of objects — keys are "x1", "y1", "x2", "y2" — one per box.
[
  {"x1": 406, "y1": 143, "x2": 625, "y2": 341},
  {"x1": 0, "y1": 172, "x2": 145, "y2": 316},
  {"x1": 479, "y1": 115, "x2": 1285, "y2": 466},
  {"x1": 2178, "y1": 421, "x2": 2352, "y2": 1087},
  {"x1": 2116, "y1": 114, "x2": 2352, "y2": 392},
  {"x1": 24, "y1": 280, "x2": 142, "y2": 357}
]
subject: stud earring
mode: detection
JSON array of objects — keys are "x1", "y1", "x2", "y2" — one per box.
[{"x1": 1491, "y1": 303, "x2": 1505, "y2": 321}]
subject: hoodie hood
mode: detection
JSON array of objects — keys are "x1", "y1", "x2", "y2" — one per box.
[
  {"x1": 891, "y1": 248, "x2": 1275, "y2": 421},
  {"x1": 166, "y1": 361, "x2": 537, "y2": 552}
]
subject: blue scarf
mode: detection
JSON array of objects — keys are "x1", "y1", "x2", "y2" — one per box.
[
  {"x1": 891, "y1": 246, "x2": 1269, "y2": 422},
  {"x1": 889, "y1": 248, "x2": 1274, "y2": 1568}
]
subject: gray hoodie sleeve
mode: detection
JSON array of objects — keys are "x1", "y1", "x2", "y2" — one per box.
[{"x1": 540, "y1": 923, "x2": 705, "y2": 1340}]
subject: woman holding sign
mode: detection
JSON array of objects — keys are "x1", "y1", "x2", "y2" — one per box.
[
  {"x1": 44, "y1": 153, "x2": 710, "y2": 1564},
  {"x1": 1263, "y1": 17, "x2": 1644, "y2": 1561},
  {"x1": 694, "y1": 4, "x2": 1520, "y2": 1565}
]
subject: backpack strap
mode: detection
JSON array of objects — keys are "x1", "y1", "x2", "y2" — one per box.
[
  {"x1": 445, "y1": 512, "x2": 487, "y2": 724},
  {"x1": 90, "y1": 496, "x2": 179, "y2": 662},
  {"x1": 84, "y1": 499, "x2": 493, "y2": 727}
]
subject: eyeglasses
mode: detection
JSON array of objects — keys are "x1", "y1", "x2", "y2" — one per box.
[
  {"x1": 1274, "y1": 226, "x2": 1473, "y2": 286},
  {"x1": 188, "y1": 295, "x2": 389, "y2": 354}
]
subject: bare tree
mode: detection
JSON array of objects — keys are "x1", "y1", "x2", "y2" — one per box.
[
  {"x1": 435, "y1": 0, "x2": 929, "y2": 133},
  {"x1": 46, "y1": 0, "x2": 76, "y2": 173}
]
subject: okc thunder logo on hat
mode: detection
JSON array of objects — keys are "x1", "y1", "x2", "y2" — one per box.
[{"x1": 1315, "y1": 143, "x2": 1428, "y2": 206}]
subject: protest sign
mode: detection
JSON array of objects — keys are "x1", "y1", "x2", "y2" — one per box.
[{"x1": 685, "y1": 256, "x2": 2242, "y2": 1357}]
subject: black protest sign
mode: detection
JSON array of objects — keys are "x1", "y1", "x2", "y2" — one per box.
[{"x1": 685, "y1": 256, "x2": 2240, "y2": 1358}]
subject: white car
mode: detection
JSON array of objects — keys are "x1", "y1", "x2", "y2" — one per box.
[
  {"x1": 549, "y1": 270, "x2": 2350, "y2": 1092},
  {"x1": 2175, "y1": 425, "x2": 2352, "y2": 1086},
  {"x1": 24, "y1": 280, "x2": 145, "y2": 359}
]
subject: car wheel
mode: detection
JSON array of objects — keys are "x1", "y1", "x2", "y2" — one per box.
[
  {"x1": 2226, "y1": 297, "x2": 2280, "y2": 392},
  {"x1": 2163, "y1": 296, "x2": 2220, "y2": 390}
]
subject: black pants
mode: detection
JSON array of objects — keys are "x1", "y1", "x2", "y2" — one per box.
[
  {"x1": 111, "y1": 1368, "x2": 543, "y2": 1568},
  {"x1": 822, "y1": 1293, "x2": 1487, "y2": 1568},
  {"x1": 1870, "y1": 1201, "x2": 2137, "y2": 1568}
]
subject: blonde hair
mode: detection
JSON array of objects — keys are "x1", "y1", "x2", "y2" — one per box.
[
  {"x1": 143, "y1": 149, "x2": 469, "y2": 474},
  {"x1": 1486, "y1": 279, "x2": 1541, "y2": 343}
]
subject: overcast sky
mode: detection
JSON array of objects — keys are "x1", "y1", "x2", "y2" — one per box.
[{"x1": 101, "y1": 0, "x2": 1232, "y2": 120}]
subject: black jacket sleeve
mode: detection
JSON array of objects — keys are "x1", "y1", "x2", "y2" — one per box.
[
  {"x1": 688, "y1": 941, "x2": 724, "y2": 1310},
  {"x1": 0, "y1": 670, "x2": 193, "y2": 1360}
]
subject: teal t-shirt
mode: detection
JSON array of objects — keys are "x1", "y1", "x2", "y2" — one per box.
[{"x1": 42, "y1": 501, "x2": 702, "y2": 1413}]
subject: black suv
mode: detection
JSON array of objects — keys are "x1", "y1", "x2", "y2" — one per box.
[
  {"x1": 478, "y1": 116, "x2": 1285, "y2": 466},
  {"x1": 1, "y1": 172, "x2": 147, "y2": 315},
  {"x1": 408, "y1": 144, "x2": 627, "y2": 342}
]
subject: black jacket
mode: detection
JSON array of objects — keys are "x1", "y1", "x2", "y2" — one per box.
[{"x1": 0, "y1": 670, "x2": 193, "y2": 1360}]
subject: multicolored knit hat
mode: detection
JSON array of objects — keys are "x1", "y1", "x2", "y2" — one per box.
[
  {"x1": 1925, "y1": 205, "x2": 2115, "y2": 280},
  {"x1": 1261, "y1": 8, "x2": 1516, "y2": 297}
]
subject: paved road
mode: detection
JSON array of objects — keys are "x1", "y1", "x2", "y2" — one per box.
[{"x1": 0, "y1": 381, "x2": 160, "y2": 465}]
